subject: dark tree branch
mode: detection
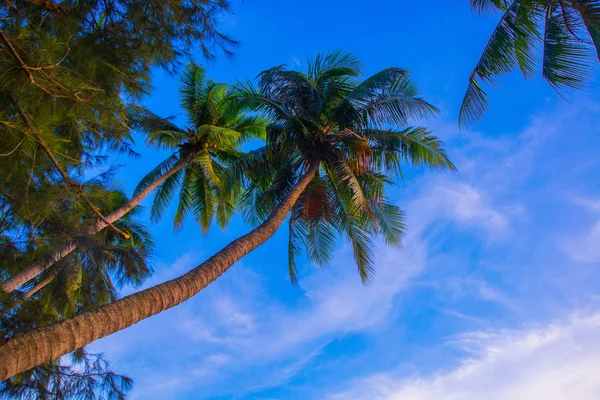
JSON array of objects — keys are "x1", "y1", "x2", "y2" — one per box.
[{"x1": 8, "y1": 94, "x2": 130, "y2": 239}]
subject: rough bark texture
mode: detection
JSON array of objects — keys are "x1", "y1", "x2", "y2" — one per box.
[
  {"x1": 0, "y1": 155, "x2": 192, "y2": 294},
  {"x1": 0, "y1": 161, "x2": 319, "y2": 380},
  {"x1": 1, "y1": 243, "x2": 77, "y2": 294}
]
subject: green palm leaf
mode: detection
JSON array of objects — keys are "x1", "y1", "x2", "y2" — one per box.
[
  {"x1": 173, "y1": 165, "x2": 195, "y2": 231},
  {"x1": 462, "y1": 0, "x2": 600, "y2": 127},
  {"x1": 133, "y1": 153, "x2": 182, "y2": 197},
  {"x1": 180, "y1": 63, "x2": 207, "y2": 120},
  {"x1": 542, "y1": 5, "x2": 593, "y2": 90},
  {"x1": 238, "y1": 50, "x2": 453, "y2": 285},
  {"x1": 571, "y1": 0, "x2": 600, "y2": 61},
  {"x1": 460, "y1": 0, "x2": 527, "y2": 128},
  {"x1": 149, "y1": 167, "x2": 184, "y2": 223},
  {"x1": 372, "y1": 202, "x2": 405, "y2": 246}
]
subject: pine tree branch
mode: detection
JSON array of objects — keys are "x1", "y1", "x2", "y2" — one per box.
[
  {"x1": 0, "y1": 29, "x2": 81, "y2": 99},
  {"x1": 0, "y1": 29, "x2": 58, "y2": 98},
  {"x1": 9, "y1": 94, "x2": 130, "y2": 239}
]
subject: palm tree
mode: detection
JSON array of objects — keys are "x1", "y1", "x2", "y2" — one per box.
[
  {"x1": 132, "y1": 66, "x2": 267, "y2": 234},
  {"x1": 0, "y1": 51, "x2": 454, "y2": 378},
  {"x1": 0, "y1": 182, "x2": 151, "y2": 397},
  {"x1": 21, "y1": 191, "x2": 154, "y2": 306},
  {"x1": 0, "y1": 64, "x2": 262, "y2": 294},
  {"x1": 0, "y1": 206, "x2": 150, "y2": 398},
  {"x1": 1, "y1": 179, "x2": 154, "y2": 309},
  {"x1": 460, "y1": 0, "x2": 600, "y2": 127}
]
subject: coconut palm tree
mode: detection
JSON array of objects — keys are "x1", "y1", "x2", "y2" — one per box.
[
  {"x1": 0, "y1": 63, "x2": 263, "y2": 294},
  {"x1": 460, "y1": 0, "x2": 600, "y2": 127},
  {"x1": 2, "y1": 179, "x2": 154, "y2": 308},
  {"x1": 0, "y1": 182, "x2": 151, "y2": 397},
  {"x1": 22, "y1": 192, "x2": 154, "y2": 307},
  {"x1": 0, "y1": 51, "x2": 454, "y2": 378}
]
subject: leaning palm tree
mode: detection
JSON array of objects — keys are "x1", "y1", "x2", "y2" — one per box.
[
  {"x1": 0, "y1": 51, "x2": 454, "y2": 378},
  {"x1": 0, "y1": 183, "x2": 152, "y2": 397},
  {"x1": 1, "y1": 180, "x2": 154, "y2": 309},
  {"x1": 1, "y1": 208, "x2": 150, "y2": 399},
  {"x1": 460, "y1": 0, "x2": 600, "y2": 127},
  {"x1": 21, "y1": 197, "x2": 154, "y2": 306},
  {"x1": 0, "y1": 63, "x2": 261, "y2": 294}
]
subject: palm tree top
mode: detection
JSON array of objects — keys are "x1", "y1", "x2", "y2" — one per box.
[
  {"x1": 131, "y1": 63, "x2": 268, "y2": 233},
  {"x1": 238, "y1": 50, "x2": 455, "y2": 284}
]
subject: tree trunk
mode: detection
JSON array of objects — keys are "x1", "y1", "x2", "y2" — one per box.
[
  {"x1": 0, "y1": 161, "x2": 319, "y2": 380},
  {"x1": 21, "y1": 264, "x2": 63, "y2": 301},
  {"x1": 21, "y1": 0, "x2": 61, "y2": 12},
  {"x1": 0, "y1": 154, "x2": 192, "y2": 294},
  {"x1": 1, "y1": 264, "x2": 64, "y2": 314}
]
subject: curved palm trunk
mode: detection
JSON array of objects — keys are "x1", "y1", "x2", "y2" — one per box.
[
  {"x1": 21, "y1": 265, "x2": 62, "y2": 301},
  {"x1": 1, "y1": 265, "x2": 63, "y2": 314},
  {"x1": 0, "y1": 161, "x2": 319, "y2": 379},
  {"x1": 0, "y1": 154, "x2": 192, "y2": 294}
]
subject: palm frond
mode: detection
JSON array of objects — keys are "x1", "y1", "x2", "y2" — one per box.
[
  {"x1": 127, "y1": 106, "x2": 186, "y2": 150},
  {"x1": 191, "y1": 166, "x2": 216, "y2": 234},
  {"x1": 395, "y1": 128, "x2": 456, "y2": 170},
  {"x1": 232, "y1": 115, "x2": 269, "y2": 141},
  {"x1": 149, "y1": 167, "x2": 184, "y2": 223},
  {"x1": 345, "y1": 68, "x2": 439, "y2": 127},
  {"x1": 542, "y1": 5, "x2": 593, "y2": 90},
  {"x1": 571, "y1": 0, "x2": 600, "y2": 61},
  {"x1": 459, "y1": 1, "x2": 535, "y2": 128},
  {"x1": 514, "y1": 2, "x2": 544, "y2": 78},
  {"x1": 133, "y1": 153, "x2": 182, "y2": 196},
  {"x1": 372, "y1": 202, "x2": 405, "y2": 246},
  {"x1": 146, "y1": 129, "x2": 190, "y2": 150},
  {"x1": 180, "y1": 62, "x2": 207, "y2": 120},
  {"x1": 306, "y1": 218, "x2": 337, "y2": 267},
  {"x1": 470, "y1": 0, "x2": 511, "y2": 12},
  {"x1": 323, "y1": 163, "x2": 375, "y2": 283},
  {"x1": 324, "y1": 154, "x2": 372, "y2": 214},
  {"x1": 287, "y1": 214, "x2": 307, "y2": 286},
  {"x1": 199, "y1": 125, "x2": 242, "y2": 148},
  {"x1": 194, "y1": 149, "x2": 220, "y2": 185},
  {"x1": 196, "y1": 81, "x2": 229, "y2": 126},
  {"x1": 308, "y1": 50, "x2": 362, "y2": 87},
  {"x1": 173, "y1": 165, "x2": 195, "y2": 231}
]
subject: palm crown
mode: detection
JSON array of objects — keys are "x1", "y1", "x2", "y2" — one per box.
[
  {"x1": 239, "y1": 51, "x2": 455, "y2": 284},
  {"x1": 133, "y1": 64, "x2": 267, "y2": 233},
  {"x1": 461, "y1": 0, "x2": 600, "y2": 127}
]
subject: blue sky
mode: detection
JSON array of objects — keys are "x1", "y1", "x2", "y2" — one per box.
[{"x1": 94, "y1": 1, "x2": 600, "y2": 398}]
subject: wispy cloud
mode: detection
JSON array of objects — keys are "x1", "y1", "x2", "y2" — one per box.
[
  {"x1": 564, "y1": 220, "x2": 600, "y2": 263},
  {"x1": 563, "y1": 198, "x2": 600, "y2": 263},
  {"x1": 328, "y1": 313, "x2": 600, "y2": 400},
  {"x1": 98, "y1": 99, "x2": 600, "y2": 399},
  {"x1": 97, "y1": 159, "x2": 510, "y2": 398}
]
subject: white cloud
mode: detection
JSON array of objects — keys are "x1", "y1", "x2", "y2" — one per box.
[
  {"x1": 329, "y1": 313, "x2": 600, "y2": 400},
  {"x1": 100, "y1": 99, "x2": 600, "y2": 399},
  {"x1": 99, "y1": 171, "x2": 511, "y2": 399},
  {"x1": 563, "y1": 195, "x2": 600, "y2": 263},
  {"x1": 162, "y1": 176, "x2": 510, "y2": 363},
  {"x1": 415, "y1": 182, "x2": 509, "y2": 237},
  {"x1": 564, "y1": 220, "x2": 600, "y2": 263}
]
